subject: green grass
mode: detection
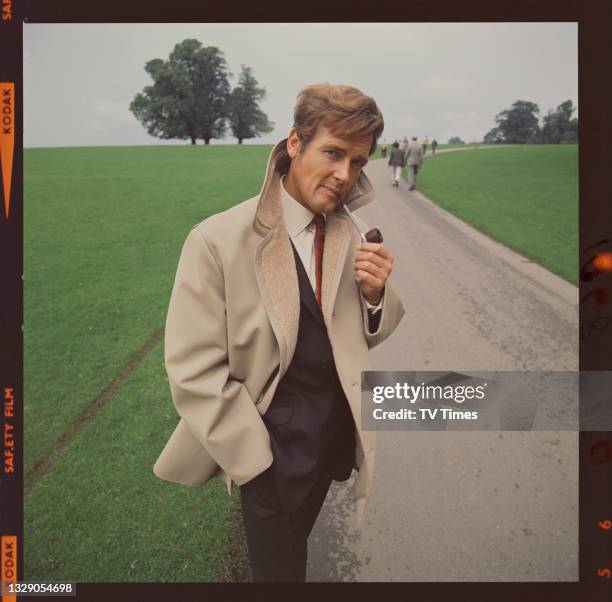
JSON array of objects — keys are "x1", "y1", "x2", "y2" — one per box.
[
  {"x1": 24, "y1": 145, "x2": 271, "y2": 471},
  {"x1": 24, "y1": 145, "x2": 270, "y2": 581},
  {"x1": 25, "y1": 342, "x2": 249, "y2": 582},
  {"x1": 414, "y1": 145, "x2": 578, "y2": 284}
]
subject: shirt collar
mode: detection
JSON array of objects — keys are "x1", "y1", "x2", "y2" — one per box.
[{"x1": 280, "y1": 175, "x2": 324, "y2": 237}]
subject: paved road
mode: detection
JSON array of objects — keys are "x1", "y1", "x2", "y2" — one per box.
[{"x1": 308, "y1": 150, "x2": 578, "y2": 581}]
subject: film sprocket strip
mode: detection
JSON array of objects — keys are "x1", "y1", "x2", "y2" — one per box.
[
  {"x1": 581, "y1": 237, "x2": 612, "y2": 585},
  {"x1": 1, "y1": 2, "x2": 22, "y2": 600}
]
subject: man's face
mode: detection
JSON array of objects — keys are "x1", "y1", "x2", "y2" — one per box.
[{"x1": 284, "y1": 125, "x2": 372, "y2": 214}]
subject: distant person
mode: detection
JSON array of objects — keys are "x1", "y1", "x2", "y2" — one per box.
[
  {"x1": 380, "y1": 140, "x2": 388, "y2": 158},
  {"x1": 405, "y1": 136, "x2": 424, "y2": 191},
  {"x1": 399, "y1": 136, "x2": 408, "y2": 155},
  {"x1": 388, "y1": 141, "x2": 405, "y2": 187},
  {"x1": 421, "y1": 136, "x2": 429, "y2": 154},
  {"x1": 431, "y1": 139, "x2": 438, "y2": 155}
]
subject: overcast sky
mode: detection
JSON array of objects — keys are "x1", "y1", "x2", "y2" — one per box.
[{"x1": 23, "y1": 23, "x2": 577, "y2": 148}]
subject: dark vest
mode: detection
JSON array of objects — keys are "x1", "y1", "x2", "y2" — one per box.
[{"x1": 262, "y1": 243, "x2": 356, "y2": 512}]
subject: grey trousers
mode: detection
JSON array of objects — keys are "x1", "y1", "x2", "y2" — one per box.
[{"x1": 408, "y1": 164, "x2": 419, "y2": 188}]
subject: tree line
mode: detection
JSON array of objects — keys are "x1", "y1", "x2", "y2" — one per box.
[
  {"x1": 129, "y1": 39, "x2": 274, "y2": 145},
  {"x1": 484, "y1": 99, "x2": 578, "y2": 144}
]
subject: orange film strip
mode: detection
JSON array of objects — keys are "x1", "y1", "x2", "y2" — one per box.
[
  {"x1": 1, "y1": 536, "x2": 17, "y2": 602},
  {"x1": 0, "y1": 83, "x2": 15, "y2": 220}
]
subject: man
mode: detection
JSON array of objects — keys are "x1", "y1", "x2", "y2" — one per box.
[
  {"x1": 405, "y1": 135, "x2": 424, "y2": 191},
  {"x1": 431, "y1": 138, "x2": 438, "y2": 155},
  {"x1": 154, "y1": 83, "x2": 405, "y2": 582},
  {"x1": 421, "y1": 135, "x2": 429, "y2": 154},
  {"x1": 388, "y1": 141, "x2": 405, "y2": 187},
  {"x1": 380, "y1": 139, "x2": 388, "y2": 158}
]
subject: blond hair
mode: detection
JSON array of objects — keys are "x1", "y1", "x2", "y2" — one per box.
[{"x1": 293, "y1": 83, "x2": 384, "y2": 155}]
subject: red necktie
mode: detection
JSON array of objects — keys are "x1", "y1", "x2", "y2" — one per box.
[{"x1": 313, "y1": 214, "x2": 325, "y2": 308}]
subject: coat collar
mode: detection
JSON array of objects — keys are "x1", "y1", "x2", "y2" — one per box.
[{"x1": 253, "y1": 139, "x2": 375, "y2": 376}]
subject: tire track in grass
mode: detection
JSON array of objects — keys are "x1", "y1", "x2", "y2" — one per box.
[{"x1": 24, "y1": 326, "x2": 165, "y2": 496}]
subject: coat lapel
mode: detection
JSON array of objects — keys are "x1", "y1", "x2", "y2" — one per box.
[{"x1": 254, "y1": 223, "x2": 300, "y2": 378}]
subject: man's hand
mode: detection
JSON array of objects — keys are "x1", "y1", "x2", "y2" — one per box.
[{"x1": 355, "y1": 242, "x2": 394, "y2": 305}]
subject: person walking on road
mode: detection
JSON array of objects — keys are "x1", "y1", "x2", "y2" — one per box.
[
  {"x1": 405, "y1": 136, "x2": 424, "y2": 190},
  {"x1": 388, "y1": 141, "x2": 405, "y2": 187},
  {"x1": 431, "y1": 139, "x2": 438, "y2": 155},
  {"x1": 380, "y1": 140, "x2": 388, "y2": 158},
  {"x1": 421, "y1": 136, "x2": 429, "y2": 155}
]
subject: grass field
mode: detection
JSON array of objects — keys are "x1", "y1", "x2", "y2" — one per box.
[
  {"x1": 24, "y1": 141, "x2": 578, "y2": 582},
  {"x1": 415, "y1": 145, "x2": 578, "y2": 284},
  {"x1": 24, "y1": 145, "x2": 268, "y2": 581}
]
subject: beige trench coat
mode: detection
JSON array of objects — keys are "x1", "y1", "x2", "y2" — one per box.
[{"x1": 154, "y1": 139, "x2": 405, "y2": 509}]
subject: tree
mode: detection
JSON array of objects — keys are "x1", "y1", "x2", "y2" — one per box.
[
  {"x1": 228, "y1": 65, "x2": 274, "y2": 144},
  {"x1": 130, "y1": 39, "x2": 231, "y2": 145},
  {"x1": 493, "y1": 100, "x2": 540, "y2": 144},
  {"x1": 193, "y1": 45, "x2": 232, "y2": 144},
  {"x1": 448, "y1": 136, "x2": 465, "y2": 145},
  {"x1": 541, "y1": 100, "x2": 578, "y2": 144},
  {"x1": 483, "y1": 127, "x2": 504, "y2": 144}
]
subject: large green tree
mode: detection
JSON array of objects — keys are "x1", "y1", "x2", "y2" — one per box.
[
  {"x1": 130, "y1": 39, "x2": 231, "y2": 145},
  {"x1": 228, "y1": 65, "x2": 274, "y2": 144},
  {"x1": 541, "y1": 100, "x2": 578, "y2": 144},
  {"x1": 492, "y1": 100, "x2": 541, "y2": 144}
]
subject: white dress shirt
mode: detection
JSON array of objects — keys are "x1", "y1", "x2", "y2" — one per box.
[{"x1": 280, "y1": 176, "x2": 382, "y2": 313}]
